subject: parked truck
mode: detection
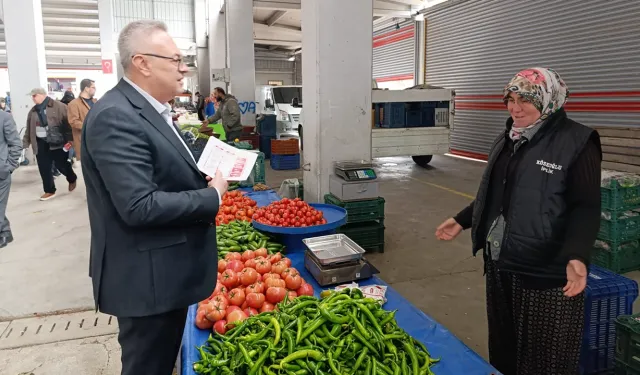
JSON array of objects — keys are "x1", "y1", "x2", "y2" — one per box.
[{"x1": 256, "y1": 85, "x2": 302, "y2": 138}]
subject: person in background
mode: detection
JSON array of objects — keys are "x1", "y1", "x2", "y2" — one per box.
[
  {"x1": 81, "y1": 20, "x2": 227, "y2": 375},
  {"x1": 4, "y1": 93, "x2": 10, "y2": 112},
  {"x1": 203, "y1": 87, "x2": 242, "y2": 142},
  {"x1": 0, "y1": 100, "x2": 6, "y2": 112},
  {"x1": 204, "y1": 95, "x2": 215, "y2": 118},
  {"x1": 23, "y1": 88, "x2": 78, "y2": 201},
  {"x1": 435, "y1": 68, "x2": 601, "y2": 375},
  {"x1": 195, "y1": 91, "x2": 205, "y2": 121},
  {"x1": 60, "y1": 87, "x2": 75, "y2": 105},
  {"x1": 67, "y1": 78, "x2": 97, "y2": 161},
  {"x1": 0, "y1": 111, "x2": 22, "y2": 248}
]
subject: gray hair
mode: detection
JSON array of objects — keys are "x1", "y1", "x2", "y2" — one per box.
[{"x1": 117, "y1": 20, "x2": 168, "y2": 71}]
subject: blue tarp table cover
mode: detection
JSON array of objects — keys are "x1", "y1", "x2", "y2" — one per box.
[
  {"x1": 181, "y1": 190, "x2": 499, "y2": 374},
  {"x1": 180, "y1": 250, "x2": 500, "y2": 375}
]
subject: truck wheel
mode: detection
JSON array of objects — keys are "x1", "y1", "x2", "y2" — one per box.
[
  {"x1": 298, "y1": 125, "x2": 303, "y2": 151},
  {"x1": 412, "y1": 155, "x2": 433, "y2": 168}
]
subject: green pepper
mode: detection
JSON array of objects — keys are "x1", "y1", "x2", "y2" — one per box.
[
  {"x1": 319, "y1": 306, "x2": 350, "y2": 324},
  {"x1": 403, "y1": 341, "x2": 419, "y2": 375},
  {"x1": 352, "y1": 347, "x2": 369, "y2": 373},
  {"x1": 351, "y1": 329, "x2": 379, "y2": 356},
  {"x1": 238, "y1": 342, "x2": 254, "y2": 367},
  {"x1": 278, "y1": 349, "x2": 325, "y2": 367},
  {"x1": 299, "y1": 317, "x2": 326, "y2": 343},
  {"x1": 326, "y1": 351, "x2": 341, "y2": 375},
  {"x1": 379, "y1": 310, "x2": 396, "y2": 326},
  {"x1": 296, "y1": 316, "x2": 306, "y2": 344},
  {"x1": 356, "y1": 303, "x2": 384, "y2": 335},
  {"x1": 248, "y1": 346, "x2": 271, "y2": 375},
  {"x1": 321, "y1": 325, "x2": 338, "y2": 341}
]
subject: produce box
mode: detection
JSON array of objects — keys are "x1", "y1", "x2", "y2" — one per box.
[
  {"x1": 616, "y1": 314, "x2": 640, "y2": 373},
  {"x1": 599, "y1": 210, "x2": 640, "y2": 243},
  {"x1": 615, "y1": 360, "x2": 640, "y2": 375},
  {"x1": 602, "y1": 171, "x2": 640, "y2": 212},
  {"x1": 581, "y1": 266, "x2": 638, "y2": 375},
  {"x1": 239, "y1": 151, "x2": 266, "y2": 188},
  {"x1": 270, "y1": 153, "x2": 300, "y2": 170},
  {"x1": 324, "y1": 194, "x2": 385, "y2": 224},
  {"x1": 238, "y1": 133, "x2": 259, "y2": 150},
  {"x1": 259, "y1": 134, "x2": 276, "y2": 159},
  {"x1": 270, "y1": 138, "x2": 299, "y2": 155},
  {"x1": 338, "y1": 220, "x2": 385, "y2": 253},
  {"x1": 592, "y1": 239, "x2": 640, "y2": 274},
  {"x1": 257, "y1": 114, "x2": 277, "y2": 137}
]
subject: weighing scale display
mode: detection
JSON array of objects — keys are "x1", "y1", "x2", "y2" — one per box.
[{"x1": 338, "y1": 168, "x2": 377, "y2": 181}]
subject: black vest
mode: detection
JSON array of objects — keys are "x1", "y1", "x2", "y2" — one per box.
[{"x1": 471, "y1": 110, "x2": 598, "y2": 278}]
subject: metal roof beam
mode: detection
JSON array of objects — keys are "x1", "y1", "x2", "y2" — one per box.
[
  {"x1": 254, "y1": 22, "x2": 301, "y2": 37},
  {"x1": 254, "y1": 39, "x2": 300, "y2": 48},
  {"x1": 266, "y1": 10, "x2": 288, "y2": 26},
  {"x1": 254, "y1": 1, "x2": 300, "y2": 10}
]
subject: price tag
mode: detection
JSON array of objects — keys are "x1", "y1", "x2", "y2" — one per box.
[
  {"x1": 331, "y1": 276, "x2": 337, "y2": 283},
  {"x1": 355, "y1": 272, "x2": 361, "y2": 278}
]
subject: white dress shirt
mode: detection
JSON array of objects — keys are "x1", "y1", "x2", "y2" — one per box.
[{"x1": 123, "y1": 77, "x2": 221, "y2": 203}]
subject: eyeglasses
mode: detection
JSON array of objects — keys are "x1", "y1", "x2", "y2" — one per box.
[{"x1": 136, "y1": 53, "x2": 185, "y2": 67}]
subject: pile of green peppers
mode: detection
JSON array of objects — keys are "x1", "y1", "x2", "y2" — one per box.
[
  {"x1": 193, "y1": 288, "x2": 440, "y2": 375},
  {"x1": 216, "y1": 221, "x2": 284, "y2": 259}
]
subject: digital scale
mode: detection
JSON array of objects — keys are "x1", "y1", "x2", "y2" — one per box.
[
  {"x1": 334, "y1": 161, "x2": 377, "y2": 182},
  {"x1": 303, "y1": 234, "x2": 379, "y2": 286}
]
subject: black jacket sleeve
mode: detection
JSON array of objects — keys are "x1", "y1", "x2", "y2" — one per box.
[
  {"x1": 85, "y1": 106, "x2": 220, "y2": 227},
  {"x1": 558, "y1": 138, "x2": 601, "y2": 265},
  {"x1": 454, "y1": 200, "x2": 475, "y2": 230}
]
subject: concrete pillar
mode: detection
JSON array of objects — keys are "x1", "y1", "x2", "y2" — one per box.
[
  {"x1": 194, "y1": 0, "x2": 210, "y2": 96},
  {"x1": 225, "y1": 0, "x2": 256, "y2": 126},
  {"x1": 208, "y1": 0, "x2": 227, "y2": 94},
  {"x1": 2, "y1": 0, "x2": 47, "y2": 135},
  {"x1": 301, "y1": 0, "x2": 373, "y2": 202},
  {"x1": 98, "y1": 0, "x2": 118, "y2": 94}
]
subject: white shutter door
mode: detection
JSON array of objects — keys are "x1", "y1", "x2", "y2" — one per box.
[
  {"x1": 373, "y1": 20, "x2": 415, "y2": 82},
  {"x1": 424, "y1": 0, "x2": 640, "y2": 158}
]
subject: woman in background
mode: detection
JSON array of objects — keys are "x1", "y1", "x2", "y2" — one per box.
[{"x1": 436, "y1": 68, "x2": 601, "y2": 375}]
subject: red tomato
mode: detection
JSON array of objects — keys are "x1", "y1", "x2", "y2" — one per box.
[
  {"x1": 225, "y1": 305, "x2": 241, "y2": 318},
  {"x1": 264, "y1": 278, "x2": 283, "y2": 288},
  {"x1": 244, "y1": 258, "x2": 257, "y2": 269},
  {"x1": 281, "y1": 268, "x2": 299, "y2": 278},
  {"x1": 205, "y1": 302, "x2": 226, "y2": 322},
  {"x1": 241, "y1": 250, "x2": 256, "y2": 262},
  {"x1": 195, "y1": 309, "x2": 213, "y2": 329},
  {"x1": 271, "y1": 261, "x2": 288, "y2": 275},
  {"x1": 246, "y1": 284, "x2": 261, "y2": 294},
  {"x1": 198, "y1": 298, "x2": 210, "y2": 308},
  {"x1": 263, "y1": 273, "x2": 281, "y2": 281},
  {"x1": 255, "y1": 259, "x2": 272, "y2": 274},
  {"x1": 268, "y1": 253, "x2": 282, "y2": 264},
  {"x1": 244, "y1": 307, "x2": 259, "y2": 317},
  {"x1": 213, "y1": 320, "x2": 227, "y2": 335},
  {"x1": 225, "y1": 253, "x2": 242, "y2": 262},
  {"x1": 282, "y1": 257, "x2": 292, "y2": 268},
  {"x1": 226, "y1": 310, "x2": 248, "y2": 327},
  {"x1": 296, "y1": 283, "x2": 314, "y2": 297},
  {"x1": 246, "y1": 292, "x2": 266, "y2": 309},
  {"x1": 228, "y1": 288, "x2": 246, "y2": 306},
  {"x1": 226, "y1": 260, "x2": 245, "y2": 273},
  {"x1": 220, "y1": 270, "x2": 238, "y2": 289},
  {"x1": 213, "y1": 282, "x2": 224, "y2": 296},
  {"x1": 256, "y1": 273, "x2": 263, "y2": 282},
  {"x1": 266, "y1": 287, "x2": 287, "y2": 304},
  {"x1": 210, "y1": 295, "x2": 229, "y2": 309},
  {"x1": 218, "y1": 260, "x2": 227, "y2": 273},
  {"x1": 260, "y1": 302, "x2": 275, "y2": 313},
  {"x1": 240, "y1": 268, "x2": 258, "y2": 286},
  {"x1": 254, "y1": 247, "x2": 269, "y2": 257},
  {"x1": 285, "y1": 274, "x2": 303, "y2": 290},
  {"x1": 285, "y1": 290, "x2": 298, "y2": 301}
]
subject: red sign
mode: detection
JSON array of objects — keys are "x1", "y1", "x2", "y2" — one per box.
[{"x1": 102, "y1": 59, "x2": 113, "y2": 74}]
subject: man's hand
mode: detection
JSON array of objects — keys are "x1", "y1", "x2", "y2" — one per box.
[
  {"x1": 435, "y1": 218, "x2": 463, "y2": 241},
  {"x1": 564, "y1": 259, "x2": 587, "y2": 297},
  {"x1": 202, "y1": 120, "x2": 209, "y2": 127},
  {"x1": 206, "y1": 170, "x2": 228, "y2": 196}
]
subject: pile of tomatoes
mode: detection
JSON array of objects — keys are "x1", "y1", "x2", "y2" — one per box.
[
  {"x1": 195, "y1": 248, "x2": 314, "y2": 334},
  {"x1": 215, "y1": 191, "x2": 258, "y2": 226},
  {"x1": 252, "y1": 198, "x2": 327, "y2": 228}
]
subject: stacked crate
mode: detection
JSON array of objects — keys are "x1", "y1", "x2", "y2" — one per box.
[
  {"x1": 270, "y1": 139, "x2": 300, "y2": 170},
  {"x1": 615, "y1": 313, "x2": 640, "y2": 375},
  {"x1": 592, "y1": 171, "x2": 640, "y2": 273},
  {"x1": 257, "y1": 114, "x2": 277, "y2": 159},
  {"x1": 324, "y1": 194, "x2": 385, "y2": 253},
  {"x1": 580, "y1": 266, "x2": 638, "y2": 374},
  {"x1": 238, "y1": 151, "x2": 266, "y2": 187}
]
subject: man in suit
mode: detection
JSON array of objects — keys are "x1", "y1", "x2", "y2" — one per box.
[
  {"x1": 81, "y1": 20, "x2": 227, "y2": 375},
  {"x1": 0, "y1": 111, "x2": 21, "y2": 248}
]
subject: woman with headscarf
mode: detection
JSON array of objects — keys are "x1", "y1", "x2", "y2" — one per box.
[{"x1": 436, "y1": 68, "x2": 601, "y2": 375}]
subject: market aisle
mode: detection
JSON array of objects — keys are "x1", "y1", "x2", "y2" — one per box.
[{"x1": 0, "y1": 165, "x2": 94, "y2": 319}]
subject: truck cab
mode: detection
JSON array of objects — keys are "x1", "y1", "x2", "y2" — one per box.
[{"x1": 256, "y1": 85, "x2": 302, "y2": 138}]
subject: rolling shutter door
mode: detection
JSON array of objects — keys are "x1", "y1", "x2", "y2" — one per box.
[
  {"x1": 373, "y1": 19, "x2": 415, "y2": 82},
  {"x1": 424, "y1": 0, "x2": 640, "y2": 158}
]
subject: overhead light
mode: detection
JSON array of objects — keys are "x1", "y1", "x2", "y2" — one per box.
[
  {"x1": 413, "y1": 13, "x2": 425, "y2": 22},
  {"x1": 288, "y1": 56, "x2": 295, "y2": 61},
  {"x1": 395, "y1": 23, "x2": 400, "y2": 30}
]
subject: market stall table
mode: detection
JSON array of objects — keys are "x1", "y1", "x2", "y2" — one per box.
[{"x1": 180, "y1": 189, "x2": 500, "y2": 375}]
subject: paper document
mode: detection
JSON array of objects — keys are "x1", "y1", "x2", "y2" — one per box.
[{"x1": 197, "y1": 136, "x2": 258, "y2": 181}]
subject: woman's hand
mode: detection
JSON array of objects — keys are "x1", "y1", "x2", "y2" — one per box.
[
  {"x1": 435, "y1": 218, "x2": 463, "y2": 241},
  {"x1": 564, "y1": 260, "x2": 587, "y2": 297}
]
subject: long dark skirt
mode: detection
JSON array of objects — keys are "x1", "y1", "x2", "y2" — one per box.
[{"x1": 485, "y1": 261, "x2": 584, "y2": 375}]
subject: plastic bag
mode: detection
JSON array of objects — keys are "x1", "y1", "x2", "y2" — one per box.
[{"x1": 278, "y1": 179, "x2": 302, "y2": 199}]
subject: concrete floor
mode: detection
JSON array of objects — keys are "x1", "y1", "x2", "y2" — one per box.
[{"x1": 2, "y1": 155, "x2": 640, "y2": 372}]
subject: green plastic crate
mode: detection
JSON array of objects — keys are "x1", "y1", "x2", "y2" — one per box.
[
  {"x1": 592, "y1": 239, "x2": 640, "y2": 274},
  {"x1": 602, "y1": 178, "x2": 640, "y2": 212},
  {"x1": 239, "y1": 151, "x2": 265, "y2": 187},
  {"x1": 599, "y1": 212, "x2": 640, "y2": 242},
  {"x1": 324, "y1": 194, "x2": 385, "y2": 224},
  {"x1": 616, "y1": 315, "x2": 640, "y2": 372},
  {"x1": 338, "y1": 220, "x2": 385, "y2": 253}
]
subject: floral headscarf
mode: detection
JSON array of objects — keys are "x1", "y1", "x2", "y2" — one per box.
[{"x1": 503, "y1": 68, "x2": 569, "y2": 140}]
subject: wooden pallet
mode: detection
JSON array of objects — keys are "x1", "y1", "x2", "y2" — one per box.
[{"x1": 595, "y1": 127, "x2": 640, "y2": 174}]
